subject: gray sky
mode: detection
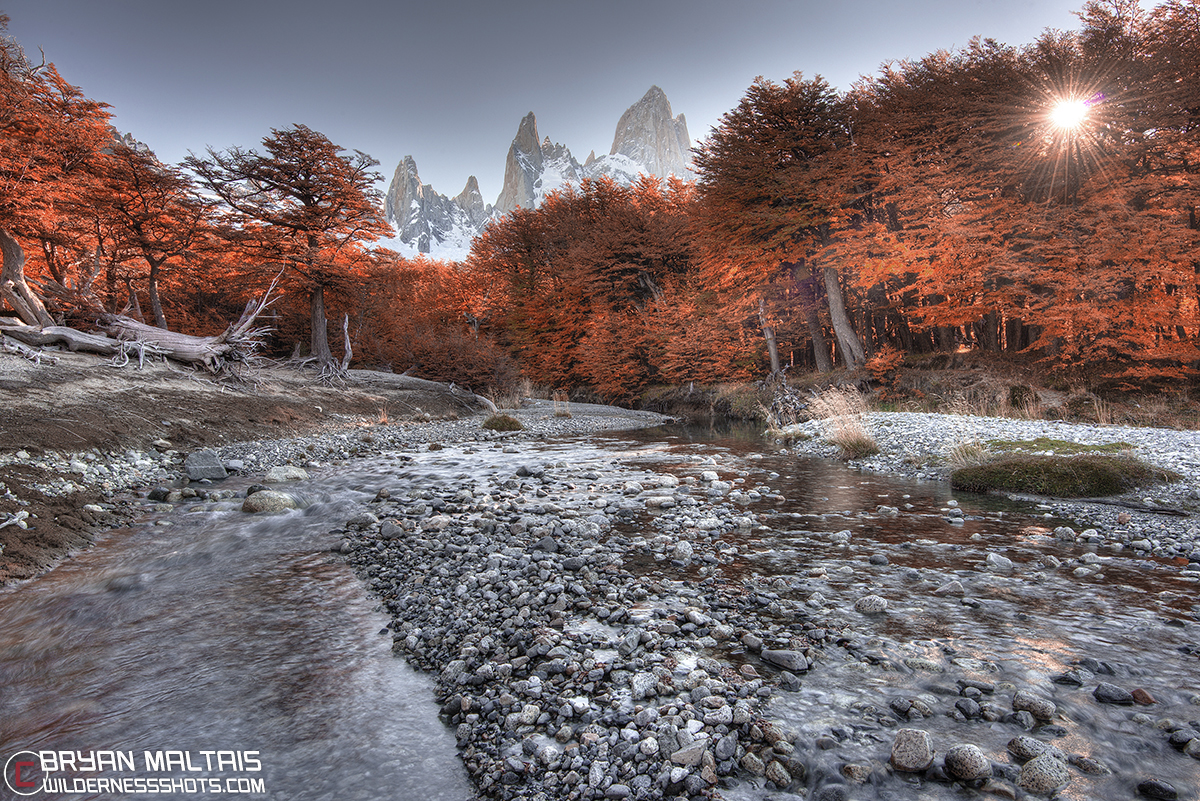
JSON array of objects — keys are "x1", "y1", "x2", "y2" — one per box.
[{"x1": 3, "y1": 0, "x2": 1083, "y2": 204}]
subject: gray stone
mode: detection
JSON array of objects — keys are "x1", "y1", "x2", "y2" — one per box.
[
  {"x1": 1012, "y1": 689, "x2": 1056, "y2": 720},
  {"x1": 944, "y1": 743, "x2": 991, "y2": 781},
  {"x1": 241, "y1": 490, "x2": 297, "y2": 514},
  {"x1": 1007, "y1": 736, "x2": 1066, "y2": 764},
  {"x1": 1017, "y1": 753, "x2": 1070, "y2": 795},
  {"x1": 670, "y1": 741, "x2": 707, "y2": 767},
  {"x1": 703, "y1": 705, "x2": 733, "y2": 726},
  {"x1": 1137, "y1": 779, "x2": 1179, "y2": 800},
  {"x1": 1093, "y1": 681, "x2": 1135, "y2": 705},
  {"x1": 761, "y1": 649, "x2": 809, "y2": 672},
  {"x1": 890, "y1": 728, "x2": 935, "y2": 772},
  {"x1": 934, "y1": 579, "x2": 965, "y2": 596},
  {"x1": 347, "y1": 511, "x2": 378, "y2": 528},
  {"x1": 739, "y1": 751, "x2": 765, "y2": 775},
  {"x1": 765, "y1": 759, "x2": 791, "y2": 787},
  {"x1": 263, "y1": 465, "x2": 308, "y2": 483},
  {"x1": 617, "y1": 629, "x2": 641, "y2": 656},
  {"x1": 184, "y1": 450, "x2": 227, "y2": 481},
  {"x1": 986, "y1": 552, "x2": 1014, "y2": 572},
  {"x1": 841, "y1": 763, "x2": 872, "y2": 783},
  {"x1": 630, "y1": 672, "x2": 657, "y2": 700},
  {"x1": 854, "y1": 594, "x2": 888, "y2": 613},
  {"x1": 714, "y1": 733, "x2": 737, "y2": 762}
]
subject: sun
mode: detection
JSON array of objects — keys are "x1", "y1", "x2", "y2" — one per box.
[{"x1": 1050, "y1": 98, "x2": 1088, "y2": 130}]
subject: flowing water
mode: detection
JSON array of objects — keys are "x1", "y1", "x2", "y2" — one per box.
[
  {"x1": 606, "y1": 426, "x2": 1200, "y2": 800},
  {"x1": 1, "y1": 424, "x2": 1198, "y2": 800},
  {"x1": 0, "y1": 474, "x2": 474, "y2": 800}
]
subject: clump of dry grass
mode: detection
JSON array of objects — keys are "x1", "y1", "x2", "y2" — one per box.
[
  {"x1": 552, "y1": 390, "x2": 572, "y2": 418},
  {"x1": 482, "y1": 413, "x2": 523, "y2": 431},
  {"x1": 947, "y1": 439, "x2": 991, "y2": 469},
  {"x1": 809, "y1": 386, "x2": 879, "y2": 460}
]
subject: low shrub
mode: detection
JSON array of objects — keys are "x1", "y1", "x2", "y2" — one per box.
[
  {"x1": 951, "y1": 453, "x2": 1175, "y2": 497},
  {"x1": 482, "y1": 413, "x2": 523, "y2": 432}
]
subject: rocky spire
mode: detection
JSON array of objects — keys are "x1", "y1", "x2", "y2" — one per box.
[
  {"x1": 608, "y1": 85, "x2": 693, "y2": 179},
  {"x1": 494, "y1": 112, "x2": 544, "y2": 215},
  {"x1": 453, "y1": 175, "x2": 489, "y2": 229}
]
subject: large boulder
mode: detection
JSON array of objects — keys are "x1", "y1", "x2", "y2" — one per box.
[{"x1": 184, "y1": 450, "x2": 227, "y2": 481}]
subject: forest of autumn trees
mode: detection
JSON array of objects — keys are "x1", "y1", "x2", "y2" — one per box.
[{"x1": 2, "y1": 2, "x2": 1198, "y2": 402}]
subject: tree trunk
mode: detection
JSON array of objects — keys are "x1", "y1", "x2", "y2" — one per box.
[
  {"x1": 310, "y1": 285, "x2": 333, "y2": 365},
  {"x1": 0, "y1": 228, "x2": 54, "y2": 327},
  {"x1": 124, "y1": 277, "x2": 144, "y2": 322},
  {"x1": 799, "y1": 279, "x2": 833, "y2": 373},
  {"x1": 757, "y1": 296, "x2": 781, "y2": 376},
  {"x1": 340, "y1": 313, "x2": 352, "y2": 371},
  {"x1": 1005, "y1": 316, "x2": 1025, "y2": 353},
  {"x1": 148, "y1": 258, "x2": 168, "y2": 329},
  {"x1": 822, "y1": 266, "x2": 865, "y2": 370}
]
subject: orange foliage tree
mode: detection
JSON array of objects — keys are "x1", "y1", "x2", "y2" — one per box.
[
  {"x1": 466, "y1": 176, "x2": 756, "y2": 400},
  {"x1": 0, "y1": 15, "x2": 112, "y2": 326},
  {"x1": 94, "y1": 144, "x2": 214, "y2": 329},
  {"x1": 187, "y1": 125, "x2": 390, "y2": 366},
  {"x1": 841, "y1": 0, "x2": 1200, "y2": 385},
  {"x1": 692, "y1": 74, "x2": 865, "y2": 372},
  {"x1": 350, "y1": 251, "x2": 520, "y2": 392}
]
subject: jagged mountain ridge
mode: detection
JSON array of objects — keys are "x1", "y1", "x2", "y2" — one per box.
[{"x1": 384, "y1": 86, "x2": 693, "y2": 260}]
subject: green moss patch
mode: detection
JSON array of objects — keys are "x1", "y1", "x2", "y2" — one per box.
[
  {"x1": 951, "y1": 453, "x2": 1175, "y2": 497},
  {"x1": 985, "y1": 437, "x2": 1133, "y2": 456}
]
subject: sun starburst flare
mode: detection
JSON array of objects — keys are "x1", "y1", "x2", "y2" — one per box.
[{"x1": 1050, "y1": 98, "x2": 1088, "y2": 130}]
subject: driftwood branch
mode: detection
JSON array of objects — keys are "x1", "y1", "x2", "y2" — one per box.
[
  {"x1": 1, "y1": 332, "x2": 59, "y2": 364},
  {"x1": 100, "y1": 273, "x2": 281, "y2": 374}
]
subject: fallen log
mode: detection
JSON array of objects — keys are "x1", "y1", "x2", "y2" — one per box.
[
  {"x1": 100, "y1": 277, "x2": 279, "y2": 373},
  {"x1": 1, "y1": 278, "x2": 279, "y2": 374},
  {"x1": 0, "y1": 324, "x2": 121, "y2": 355}
]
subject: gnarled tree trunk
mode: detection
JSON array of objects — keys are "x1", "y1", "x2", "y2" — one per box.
[
  {"x1": 0, "y1": 228, "x2": 54, "y2": 327},
  {"x1": 310, "y1": 284, "x2": 333, "y2": 366}
]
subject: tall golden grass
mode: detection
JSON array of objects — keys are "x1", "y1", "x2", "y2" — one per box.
[{"x1": 809, "y1": 386, "x2": 879, "y2": 460}]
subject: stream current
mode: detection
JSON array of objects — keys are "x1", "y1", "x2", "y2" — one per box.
[{"x1": 1, "y1": 424, "x2": 1197, "y2": 800}]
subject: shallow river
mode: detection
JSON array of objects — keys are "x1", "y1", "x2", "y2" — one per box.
[{"x1": 1, "y1": 424, "x2": 1197, "y2": 800}]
